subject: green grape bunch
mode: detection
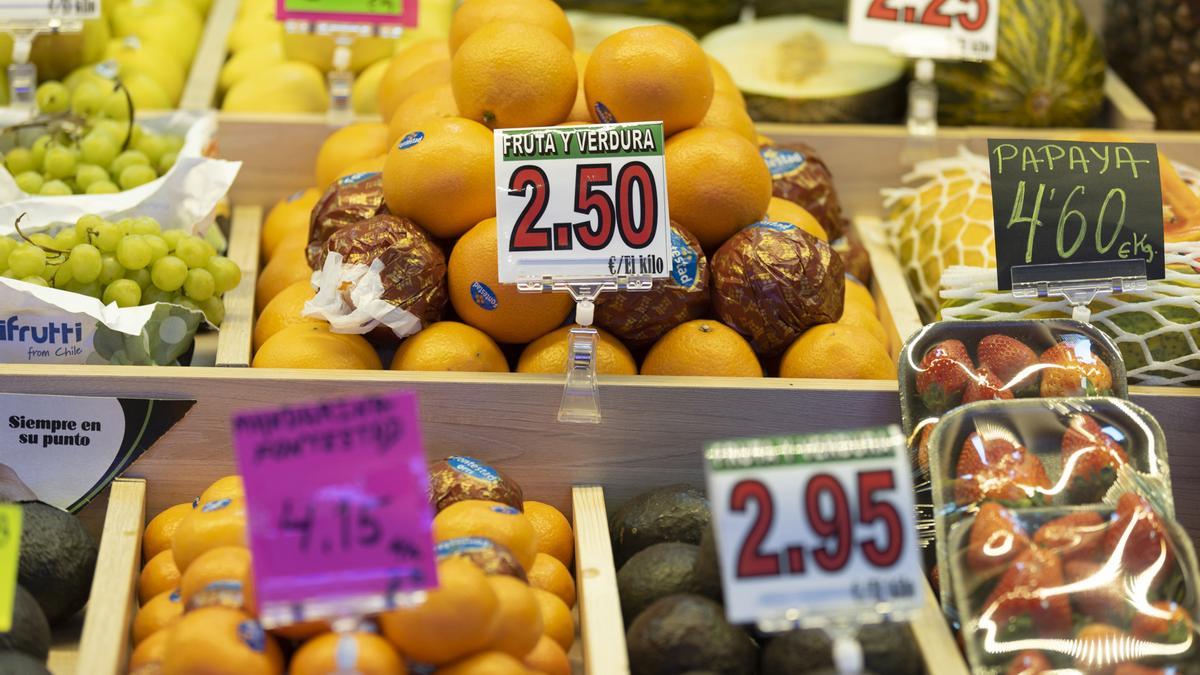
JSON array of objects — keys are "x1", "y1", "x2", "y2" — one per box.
[
  {"x1": 1, "y1": 213, "x2": 240, "y2": 327},
  {"x1": 1, "y1": 77, "x2": 184, "y2": 197}
]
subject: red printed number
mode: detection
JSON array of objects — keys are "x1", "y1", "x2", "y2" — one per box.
[
  {"x1": 730, "y1": 480, "x2": 780, "y2": 578},
  {"x1": 867, "y1": 0, "x2": 988, "y2": 30},
  {"x1": 508, "y1": 166, "x2": 551, "y2": 251},
  {"x1": 806, "y1": 474, "x2": 852, "y2": 572},
  {"x1": 857, "y1": 470, "x2": 904, "y2": 567}
]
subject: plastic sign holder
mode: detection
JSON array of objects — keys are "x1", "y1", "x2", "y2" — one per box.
[
  {"x1": 2, "y1": 1, "x2": 100, "y2": 112},
  {"x1": 494, "y1": 122, "x2": 672, "y2": 423},
  {"x1": 276, "y1": 0, "x2": 418, "y2": 125},
  {"x1": 704, "y1": 426, "x2": 925, "y2": 674}
]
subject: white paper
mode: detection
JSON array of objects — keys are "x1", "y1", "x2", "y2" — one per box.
[{"x1": 302, "y1": 252, "x2": 423, "y2": 339}]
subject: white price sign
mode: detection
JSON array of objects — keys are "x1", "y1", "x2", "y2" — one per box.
[
  {"x1": 705, "y1": 426, "x2": 925, "y2": 626},
  {"x1": 0, "y1": 0, "x2": 101, "y2": 22},
  {"x1": 493, "y1": 123, "x2": 672, "y2": 285},
  {"x1": 847, "y1": 0, "x2": 999, "y2": 61}
]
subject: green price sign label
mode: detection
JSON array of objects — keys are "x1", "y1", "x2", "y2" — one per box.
[{"x1": 277, "y1": 0, "x2": 418, "y2": 25}]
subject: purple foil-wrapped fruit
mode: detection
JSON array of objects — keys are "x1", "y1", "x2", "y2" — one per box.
[
  {"x1": 760, "y1": 141, "x2": 844, "y2": 240},
  {"x1": 306, "y1": 171, "x2": 388, "y2": 268}
]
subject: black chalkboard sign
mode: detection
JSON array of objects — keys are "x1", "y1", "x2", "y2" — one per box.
[{"x1": 988, "y1": 139, "x2": 1165, "y2": 291}]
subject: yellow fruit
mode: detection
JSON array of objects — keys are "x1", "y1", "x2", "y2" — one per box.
[
  {"x1": 107, "y1": 39, "x2": 186, "y2": 103},
  {"x1": 378, "y1": 558, "x2": 500, "y2": 665},
  {"x1": 433, "y1": 500, "x2": 539, "y2": 570},
  {"x1": 171, "y1": 497, "x2": 248, "y2": 573},
  {"x1": 845, "y1": 278, "x2": 877, "y2": 315},
  {"x1": 200, "y1": 476, "x2": 245, "y2": 504},
  {"x1": 449, "y1": 0, "x2": 574, "y2": 53},
  {"x1": 390, "y1": 321, "x2": 509, "y2": 372},
  {"x1": 532, "y1": 588, "x2": 573, "y2": 651},
  {"x1": 227, "y1": 16, "x2": 283, "y2": 54},
  {"x1": 566, "y1": 51, "x2": 591, "y2": 123},
  {"x1": 779, "y1": 324, "x2": 896, "y2": 380},
  {"x1": 524, "y1": 635, "x2": 570, "y2": 675},
  {"x1": 517, "y1": 326, "x2": 636, "y2": 376},
  {"x1": 220, "y1": 41, "x2": 285, "y2": 94},
  {"x1": 180, "y1": 546, "x2": 254, "y2": 612},
  {"x1": 254, "y1": 281, "x2": 321, "y2": 351},
  {"x1": 123, "y1": 72, "x2": 172, "y2": 110},
  {"x1": 527, "y1": 553, "x2": 575, "y2": 609},
  {"x1": 291, "y1": 632, "x2": 407, "y2": 675},
  {"x1": 641, "y1": 320, "x2": 762, "y2": 377},
  {"x1": 665, "y1": 127, "x2": 772, "y2": 251},
  {"x1": 261, "y1": 187, "x2": 321, "y2": 261},
  {"x1": 585, "y1": 26, "x2": 713, "y2": 135},
  {"x1": 143, "y1": 503, "x2": 194, "y2": 563},
  {"x1": 708, "y1": 55, "x2": 744, "y2": 108},
  {"x1": 452, "y1": 22, "x2": 576, "y2": 129},
  {"x1": 223, "y1": 61, "x2": 328, "y2": 114},
  {"x1": 253, "y1": 323, "x2": 382, "y2": 370},
  {"x1": 377, "y1": 39, "x2": 451, "y2": 120},
  {"x1": 314, "y1": 122, "x2": 389, "y2": 188},
  {"x1": 435, "y1": 651, "x2": 526, "y2": 675},
  {"x1": 162, "y1": 607, "x2": 283, "y2": 675},
  {"x1": 765, "y1": 197, "x2": 827, "y2": 241},
  {"x1": 485, "y1": 576, "x2": 543, "y2": 657},
  {"x1": 387, "y1": 83, "x2": 458, "y2": 145},
  {"x1": 130, "y1": 628, "x2": 171, "y2": 671},
  {"x1": 837, "y1": 303, "x2": 888, "y2": 348},
  {"x1": 522, "y1": 502, "x2": 574, "y2": 567},
  {"x1": 383, "y1": 116, "x2": 495, "y2": 238},
  {"x1": 139, "y1": 550, "x2": 181, "y2": 605},
  {"x1": 133, "y1": 589, "x2": 183, "y2": 646},
  {"x1": 447, "y1": 219, "x2": 573, "y2": 344},
  {"x1": 697, "y1": 91, "x2": 757, "y2": 144},
  {"x1": 256, "y1": 239, "x2": 311, "y2": 313},
  {"x1": 353, "y1": 58, "x2": 391, "y2": 115},
  {"x1": 284, "y1": 33, "x2": 396, "y2": 74}
]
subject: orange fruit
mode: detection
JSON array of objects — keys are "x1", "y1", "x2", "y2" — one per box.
[
  {"x1": 390, "y1": 321, "x2": 509, "y2": 373},
  {"x1": 139, "y1": 550, "x2": 181, "y2": 605},
  {"x1": 143, "y1": 502, "x2": 194, "y2": 563},
  {"x1": 641, "y1": 320, "x2": 762, "y2": 377},
  {"x1": 585, "y1": 25, "x2": 713, "y2": 135},
  {"x1": 838, "y1": 303, "x2": 888, "y2": 347},
  {"x1": 434, "y1": 651, "x2": 526, "y2": 675},
  {"x1": 180, "y1": 546, "x2": 254, "y2": 612},
  {"x1": 387, "y1": 83, "x2": 458, "y2": 145},
  {"x1": 517, "y1": 325, "x2": 636, "y2": 376},
  {"x1": 378, "y1": 557, "x2": 500, "y2": 665},
  {"x1": 779, "y1": 324, "x2": 896, "y2": 380},
  {"x1": 566, "y1": 51, "x2": 591, "y2": 123},
  {"x1": 133, "y1": 588, "x2": 183, "y2": 646},
  {"x1": 200, "y1": 475, "x2": 245, "y2": 504},
  {"x1": 171, "y1": 497, "x2": 248, "y2": 574},
  {"x1": 256, "y1": 237, "x2": 311, "y2": 312},
  {"x1": 382, "y1": 116, "x2": 495, "y2": 238},
  {"x1": 524, "y1": 635, "x2": 570, "y2": 675},
  {"x1": 131, "y1": 627, "x2": 171, "y2": 671},
  {"x1": 253, "y1": 280, "x2": 321, "y2": 351},
  {"x1": 314, "y1": 122, "x2": 389, "y2": 187},
  {"x1": 758, "y1": 134, "x2": 775, "y2": 147},
  {"x1": 261, "y1": 187, "x2": 320, "y2": 261},
  {"x1": 665, "y1": 127, "x2": 772, "y2": 251},
  {"x1": 485, "y1": 575, "x2": 543, "y2": 657},
  {"x1": 532, "y1": 588, "x2": 573, "y2": 651},
  {"x1": 708, "y1": 55, "x2": 744, "y2": 108},
  {"x1": 765, "y1": 197, "x2": 827, "y2": 241},
  {"x1": 434, "y1": 500, "x2": 539, "y2": 570},
  {"x1": 449, "y1": 0, "x2": 573, "y2": 54},
  {"x1": 336, "y1": 154, "x2": 387, "y2": 183},
  {"x1": 448, "y1": 218, "x2": 573, "y2": 343},
  {"x1": 527, "y1": 553, "x2": 575, "y2": 609},
  {"x1": 162, "y1": 607, "x2": 283, "y2": 675},
  {"x1": 452, "y1": 22, "x2": 577, "y2": 129},
  {"x1": 252, "y1": 322, "x2": 381, "y2": 370},
  {"x1": 845, "y1": 278, "x2": 877, "y2": 314},
  {"x1": 291, "y1": 632, "x2": 407, "y2": 675},
  {"x1": 378, "y1": 39, "x2": 451, "y2": 120},
  {"x1": 697, "y1": 91, "x2": 756, "y2": 144},
  {"x1": 381, "y1": 58, "x2": 452, "y2": 119},
  {"x1": 522, "y1": 502, "x2": 573, "y2": 567}
]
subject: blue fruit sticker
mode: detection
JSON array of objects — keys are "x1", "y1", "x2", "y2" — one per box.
[
  {"x1": 335, "y1": 633, "x2": 360, "y2": 670},
  {"x1": 593, "y1": 102, "x2": 617, "y2": 124},
  {"x1": 286, "y1": 189, "x2": 306, "y2": 202},
  {"x1": 201, "y1": 498, "x2": 231, "y2": 513},
  {"x1": 750, "y1": 220, "x2": 799, "y2": 233},
  {"x1": 491, "y1": 505, "x2": 520, "y2": 515},
  {"x1": 398, "y1": 131, "x2": 425, "y2": 150},
  {"x1": 237, "y1": 620, "x2": 267, "y2": 652},
  {"x1": 448, "y1": 456, "x2": 500, "y2": 482},
  {"x1": 338, "y1": 171, "x2": 379, "y2": 185},
  {"x1": 669, "y1": 229, "x2": 700, "y2": 290},
  {"x1": 436, "y1": 537, "x2": 495, "y2": 558},
  {"x1": 169, "y1": 590, "x2": 181, "y2": 602},
  {"x1": 470, "y1": 281, "x2": 498, "y2": 311},
  {"x1": 760, "y1": 147, "x2": 807, "y2": 178}
]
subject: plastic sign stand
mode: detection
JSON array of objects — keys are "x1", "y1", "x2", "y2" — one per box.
[{"x1": 493, "y1": 122, "x2": 672, "y2": 423}]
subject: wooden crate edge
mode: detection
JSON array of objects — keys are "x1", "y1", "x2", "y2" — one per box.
[
  {"x1": 214, "y1": 205, "x2": 263, "y2": 367},
  {"x1": 181, "y1": 0, "x2": 239, "y2": 111},
  {"x1": 572, "y1": 486, "x2": 629, "y2": 675},
  {"x1": 857, "y1": 216, "x2": 924, "y2": 358},
  {"x1": 1104, "y1": 68, "x2": 1157, "y2": 132},
  {"x1": 76, "y1": 478, "x2": 146, "y2": 675}
]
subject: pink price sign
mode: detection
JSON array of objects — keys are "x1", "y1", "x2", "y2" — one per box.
[
  {"x1": 276, "y1": 0, "x2": 419, "y2": 26},
  {"x1": 232, "y1": 391, "x2": 437, "y2": 625}
]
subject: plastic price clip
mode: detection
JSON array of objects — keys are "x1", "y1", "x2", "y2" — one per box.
[{"x1": 1010, "y1": 258, "x2": 1149, "y2": 324}]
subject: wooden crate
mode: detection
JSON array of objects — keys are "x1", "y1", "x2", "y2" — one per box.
[{"x1": 180, "y1": 0, "x2": 240, "y2": 112}]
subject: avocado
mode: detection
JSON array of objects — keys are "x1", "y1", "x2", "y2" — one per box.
[
  {"x1": 626, "y1": 594, "x2": 756, "y2": 675},
  {"x1": 17, "y1": 501, "x2": 98, "y2": 625},
  {"x1": 858, "y1": 623, "x2": 923, "y2": 675},
  {"x1": 610, "y1": 485, "x2": 710, "y2": 567},
  {"x1": 0, "y1": 586, "x2": 50, "y2": 662},
  {"x1": 617, "y1": 543, "x2": 700, "y2": 624},
  {"x1": 761, "y1": 628, "x2": 833, "y2": 674},
  {"x1": 693, "y1": 526, "x2": 723, "y2": 603},
  {"x1": 0, "y1": 650, "x2": 51, "y2": 674}
]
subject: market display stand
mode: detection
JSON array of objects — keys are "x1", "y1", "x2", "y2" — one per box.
[{"x1": 180, "y1": 0, "x2": 240, "y2": 112}]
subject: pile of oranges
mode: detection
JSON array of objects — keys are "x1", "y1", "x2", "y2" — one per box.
[
  {"x1": 129, "y1": 471, "x2": 576, "y2": 674},
  {"x1": 251, "y1": 0, "x2": 897, "y2": 380}
]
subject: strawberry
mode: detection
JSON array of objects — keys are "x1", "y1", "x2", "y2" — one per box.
[
  {"x1": 977, "y1": 334, "x2": 1039, "y2": 393},
  {"x1": 957, "y1": 432, "x2": 1024, "y2": 477},
  {"x1": 1033, "y1": 512, "x2": 1107, "y2": 564},
  {"x1": 1131, "y1": 600, "x2": 1192, "y2": 644},
  {"x1": 1061, "y1": 414, "x2": 1130, "y2": 501},
  {"x1": 962, "y1": 365, "x2": 1016, "y2": 403},
  {"x1": 915, "y1": 339, "x2": 973, "y2": 412},
  {"x1": 1113, "y1": 666, "x2": 1167, "y2": 675},
  {"x1": 916, "y1": 422, "x2": 935, "y2": 472},
  {"x1": 982, "y1": 546, "x2": 1072, "y2": 637},
  {"x1": 1005, "y1": 651, "x2": 1052, "y2": 675},
  {"x1": 1064, "y1": 559, "x2": 1131, "y2": 621},
  {"x1": 967, "y1": 502, "x2": 1030, "y2": 575},
  {"x1": 1074, "y1": 623, "x2": 1131, "y2": 675},
  {"x1": 956, "y1": 446, "x2": 1052, "y2": 507},
  {"x1": 1039, "y1": 340, "x2": 1115, "y2": 397},
  {"x1": 1104, "y1": 492, "x2": 1175, "y2": 577}
]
